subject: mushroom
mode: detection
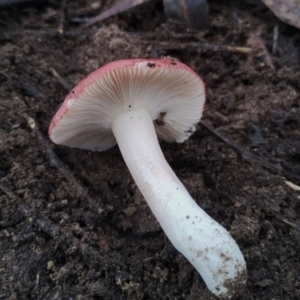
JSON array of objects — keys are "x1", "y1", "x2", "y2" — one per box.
[{"x1": 49, "y1": 58, "x2": 246, "y2": 298}]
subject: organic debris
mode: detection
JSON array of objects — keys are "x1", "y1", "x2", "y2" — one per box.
[
  {"x1": 262, "y1": 0, "x2": 300, "y2": 29},
  {"x1": 247, "y1": 32, "x2": 274, "y2": 69},
  {"x1": 164, "y1": 0, "x2": 209, "y2": 30},
  {"x1": 81, "y1": 0, "x2": 151, "y2": 30}
]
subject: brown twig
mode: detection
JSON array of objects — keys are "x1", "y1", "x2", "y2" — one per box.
[
  {"x1": 272, "y1": 25, "x2": 279, "y2": 54},
  {"x1": 150, "y1": 41, "x2": 253, "y2": 54},
  {"x1": 278, "y1": 218, "x2": 296, "y2": 228},
  {"x1": 200, "y1": 120, "x2": 300, "y2": 184},
  {"x1": 50, "y1": 68, "x2": 71, "y2": 92},
  {"x1": 199, "y1": 120, "x2": 280, "y2": 173},
  {"x1": 80, "y1": 0, "x2": 151, "y2": 30},
  {"x1": 57, "y1": 0, "x2": 67, "y2": 35}
]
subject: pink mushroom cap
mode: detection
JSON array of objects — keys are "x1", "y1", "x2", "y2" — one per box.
[{"x1": 49, "y1": 58, "x2": 205, "y2": 151}]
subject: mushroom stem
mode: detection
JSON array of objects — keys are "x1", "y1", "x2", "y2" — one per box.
[{"x1": 111, "y1": 108, "x2": 246, "y2": 298}]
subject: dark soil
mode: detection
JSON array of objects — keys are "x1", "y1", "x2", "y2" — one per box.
[{"x1": 0, "y1": 0, "x2": 300, "y2": 299}]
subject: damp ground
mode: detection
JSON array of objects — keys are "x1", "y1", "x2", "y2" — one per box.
[{"x1": 0, "y1": 1, "x2": 299, "y2": 299}]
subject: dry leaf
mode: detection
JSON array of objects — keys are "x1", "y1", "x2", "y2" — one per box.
[{"x1": 262, "y1": 0, "x2": 300, "y2": 29}]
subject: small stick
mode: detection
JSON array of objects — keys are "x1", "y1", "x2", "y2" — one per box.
[
  {"x1": 200, "y1": 120, "x2": 300, "y2": 184},
  {"x1": 272, "y1": 25, "x2": 279, "y2": 54},
  {"x1": 278, "y1": 218, "x2": 296, "y2": 228},
  {"x1": 50, "y1": 68, "x2": 71, "y2": 92},
  {"x1": 200, "y1": 120, "x2": 280, "y2": 173},
  {"x1": 285, "y1": 180, "x2": 300, "y2": 191},
  {"x1": 0, "y1": 70, "x2": 10, "y2": 79},
  {"x1": 226, "y1": 45, "x2": 252, "y2": 54},
  {"x1": 150, "y1": 41, "x2": 252, "y2": 54}
]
